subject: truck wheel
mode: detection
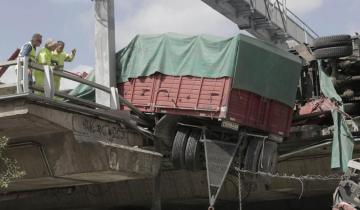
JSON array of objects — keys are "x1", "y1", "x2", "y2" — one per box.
[
  {"x1": 313, "y1": 45, "x2": 352, "y2": 59},
  {"x1": 258, "y1": 141, "x2": 278, "y2": 174},
  {"x1": 242, "y1": 137, "x2": 262, "y2": 193},
  {"x1": 313, "y1": 34, "x2": 352, "y2": 49},
  {"x1": 243, "y1": 138, "x2": 262, "y2": 172},
  {"x1": 171, "y1": 127, "x2": 190, "y2": 169},
  {"x1": 185, "y1": 130, "x2": 202, "y2": 171}
]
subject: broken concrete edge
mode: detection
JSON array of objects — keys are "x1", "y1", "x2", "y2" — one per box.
[
  {"x1": 0, "y1": 93, "x2": 156, "y2": 140},
  {"x1": 99, "y1": 141, "x2": 163, "y2": 157},
  {"x1": 0, "y1": 109, "x2": 28, "y2": 118}
]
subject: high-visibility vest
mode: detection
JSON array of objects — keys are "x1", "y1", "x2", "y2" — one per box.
[
  {"x1": 51, "y1": 51, "x2": 75, "y2": 68},
  {"x1": 36, "y1": 47, "x2": 52, "y2": 65},
  {"x1": 20, "y1": 41, "x2": 36, "y2": 62}
]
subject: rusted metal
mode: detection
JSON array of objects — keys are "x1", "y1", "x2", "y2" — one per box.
[
  {"x1": 298, "y1": 97, "x2": 335, "y2": 116},
  {"x1": 0, "y1": 49, "x2": 20, "y2": 77}
]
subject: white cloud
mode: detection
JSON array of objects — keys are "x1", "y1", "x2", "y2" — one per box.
[
  {"x1": 115, "y1": 0, "x2": 239, "y2": 49},
  {"x1": 114, "y1": 0, "x2": 325, "y2": 49},
  {"x1": 49, "y1": 0, "x2": 89, "y2": 4}
]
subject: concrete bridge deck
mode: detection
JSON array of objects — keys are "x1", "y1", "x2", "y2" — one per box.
[{"x1": 0, "y1": 94, "x2": 162, "y2": 192}]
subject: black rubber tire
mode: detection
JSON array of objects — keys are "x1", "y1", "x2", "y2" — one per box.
[
  {"x1": 171, "y1": 127, "x2": 190, "y2": 169},
  {"x1": 313, "y1": 45, "x2": 353, "y2": 59},
  {"x1": 184, "y1": 130, "x2": 202, "y2": 171},
  {"x1": 313, "y1": 34, "x2": 352, "y2": 49},
  {"x1": 257, "y1": 141, "x2": 278, "y2": 174},
  {"x1": 243, "y1": 138, "x2": 262, "y2": 172}
]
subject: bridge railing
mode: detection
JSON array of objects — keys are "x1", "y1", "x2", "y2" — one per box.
[
  {"x1": 274, "y1": 0, "x2": 319, "y2": 43},
  {"x1": 0, "y1": 57, "x2": 153, "y2": 126}
]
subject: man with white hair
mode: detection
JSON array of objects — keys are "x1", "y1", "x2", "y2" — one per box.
[
  {"x1": 36, "y1": 39, "x2": 58, "y2": 65},
  {"x1": 51, "y1": 40, "x2": 76, "y2": 91}
]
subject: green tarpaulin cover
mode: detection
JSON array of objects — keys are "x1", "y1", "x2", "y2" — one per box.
[
  {"x1": 116, "y1": 33, "x2": 302, "y2": 107},
  {"x1": 71, "y1": 33, "x2": 302, "y2": 107},
  {"x1": 318, "y1": 60, "x2": 354, "y2": 172},
  {"x1": 68, "y1": 70, "x2": 95, "y2": 101}
]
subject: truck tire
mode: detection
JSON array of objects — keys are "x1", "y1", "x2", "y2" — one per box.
[
  {"x1": 313, "y1": 34, "x2": 352, "y2": 49},
  {"x1": 184, "y1": 130, "x2": 202, "y2": 171},
  {"x1": 258, "y1": 141, "x2": 278, "y2": 174},
  {"x1": 313, "y1": 46, "x2": 352, "y2": 59},
  {"x1": 243, "y1": 138, "x2": 262, "y2": 172},
  {"x1": 171, "y1": 127, "x2": 190, "y2": 169}
]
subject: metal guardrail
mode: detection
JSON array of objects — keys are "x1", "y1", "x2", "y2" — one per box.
[
  {"x1": 0, "y1": 57, "x2": 154, "y2": 127},
  {"x1": 274, "y1": 0, "x2": 319, "y2": 42},
  {"x1": 253, "y1": 0, "x2": 318, "y2": 44},
  {"x1": 202, "y1": 0, "x2": 319, "y2": 47}
]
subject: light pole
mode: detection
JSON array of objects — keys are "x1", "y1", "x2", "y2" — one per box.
[{"x1": 94, "y1": 0, "x2": 116, "y2": 106}]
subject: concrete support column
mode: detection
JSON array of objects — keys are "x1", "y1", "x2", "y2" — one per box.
[
  {"x1": 94, "y1": 0, "x2": 116, "y2": 106},
  {"x1": 151, "y1": 137, "x2": 162, "y2": 210}
]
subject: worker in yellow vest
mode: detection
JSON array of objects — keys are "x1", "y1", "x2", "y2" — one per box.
[
  {"x1": 51, "y1": 41, "x2": 76, "y2": 91},
  {"x1": 34, "y1": 39, "x2": 58, "y2": 89},
  {"x1": 19, "y1": 33, "x2": 42, "y2": 87}
]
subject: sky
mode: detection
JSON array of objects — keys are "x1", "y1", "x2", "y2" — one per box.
[{"x1": 0, "y1": 0, "x2": 360, "y2": 87}]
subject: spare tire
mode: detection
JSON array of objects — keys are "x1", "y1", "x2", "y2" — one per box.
[
  {"x1": 313, "y1": 34, "x2": 352, "y2": 49},
  {"x1": 313, "y1": 45, "x2": 352, "y2": 59},
  {"x1": 258, "y1": 141, "x2": 278, "y2": 174},
  {"x1": 244, "y1": 138, "x2": 263, "y2": 172},
  {"x1": 184, "y1": 130, "x2": 202, "y2": 171},
  {"x1": 171, "y1": 127, "x2": 190, "y2": 169}
]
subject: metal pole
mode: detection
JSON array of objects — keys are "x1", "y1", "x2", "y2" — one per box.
[
  {"x1": 94, "y1": 0, "x2": 116, "y2": 107},
  {"x1": 43, "y1": 65, "x2": 55, "y2": 98},
  {"x1": 152, "y1": 124, "x2": 162, "y2": 210},
  {"x1": 151, "y1": 171, "x2": 162, "y2": 210},
  {"x1": 110, "y1": 87, "x2": 120, "y2": 110},
  {"x1": 278, "y1": 141, "x2": 332, "y2": 161},
  {"x1": 22, "y1": 57, "x2": 29, "y2": 93},
  {"x1": 16, "y1": 58, "x2": 23, "y2": 93}
]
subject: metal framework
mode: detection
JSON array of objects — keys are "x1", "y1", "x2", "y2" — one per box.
[
  {"x1": 202, "y1": 0, "x2": 319, "y2": 49},
  {"x1": 0, "y1": 58, "x2": 154, "y2": 127}
]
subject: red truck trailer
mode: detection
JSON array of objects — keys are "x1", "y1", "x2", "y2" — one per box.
[
  {"x1": 117, "y1": 33, "x2": 302, "y2": 172},
  {"x1": 119, "y1": 74, "x2": 292, "y2": 137}
]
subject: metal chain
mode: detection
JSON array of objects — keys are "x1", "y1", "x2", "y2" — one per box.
[
  {"x1": 234, "y1": 166, "x2": 343, "y2": 200},
  {"x1": 235, "y1": 167, "x2": 343, "y2": 181}
]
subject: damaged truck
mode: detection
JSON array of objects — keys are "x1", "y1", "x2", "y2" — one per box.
[
  {"x1": 116, "y1": 33, "x2": 302, "y2": 175},
  {"x1": 69, "y1": 32, "x2": 360, "y2": 207}
]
